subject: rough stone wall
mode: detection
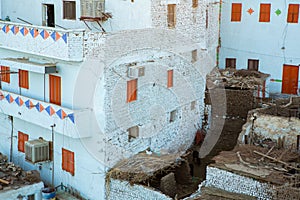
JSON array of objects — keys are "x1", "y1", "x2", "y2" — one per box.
[
  {"x1": 205, "y1": 167, "x2": 274, "y2": 199},
  {"x1": 151, "y1": 0, "x2": 206, "y2": 45},
  {"x1": 160, "y1": 173, "x2": 177, "y2": 198},
  {"x1": 107, "y1": 179, "x2": 172, "y2": 200},
  {"x1": 239, "y1": 110, "x2": 300, "y2": 149}
]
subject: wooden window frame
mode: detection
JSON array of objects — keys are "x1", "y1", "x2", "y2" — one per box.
[
  {"x1": 192, "y1": 0, "x2": 198, "y2": 8},
  {"x1": 18, "y1": 131, "x2": 29, "y2": 153},
  {"x1": 168, "y1": 4, "x2": 176, "y2": 28},
  {"x1": 49, "y1": 75, "x2": 61, "y2": 105},
  {"x1": 127, "y1": 79, "x2": 137, "y2": 103},
  {"x1": 19, "y1": 69, "x2": 29, "y2": 89},
  {"x1": 63, "y1": 1, "x2": 76, "y2": 20},
  {"x1": 287, "y1": 4, "x2": 299, "y2": 23},
  {"x1": 248, "y1": 59, "x2": 259, "y2": 71},
  {"x1": 1, "y1": 66, "x2": 10, "y2": 83},
  {"x1": 231, "y1": 3, "x2": 242, "y2": 22},
  {"x1": 259, "y1": 4, "x2": 271, "y2": 22},
  {"x1": 167, "y1": 70, "x2": 173, "y2": 88},
  {"x1": 225, "y1": 58, "x2": 236, "y2": 69},
  {"x1": 192, "y1": 49, "x2": 198, "y2": 63},
  {"x1": 62, "y1": 148, "x2": 75, "y2": 176}
]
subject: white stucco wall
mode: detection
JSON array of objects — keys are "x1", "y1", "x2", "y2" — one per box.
[
  {"x1": 219, "y1": 0, "x2": 300, "y2": 94},
  {"x1": 0, "y1": 113, "x2": 106, "y2": 200}
]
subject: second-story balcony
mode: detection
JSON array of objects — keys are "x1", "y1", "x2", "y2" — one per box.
[
  {"x1": 0, "y1": 89, "x2": 92, "y2": 138},
  {"x1": 0, "y1": 21, "x2": 85, "y2": 62}
]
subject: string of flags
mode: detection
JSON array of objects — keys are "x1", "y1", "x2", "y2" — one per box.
[
  {"x1": 2, "y1": 24, "x2": 67, "y2": 43},
  {"x1": 0, "y1": 91, "x2": 75, "y2": 124}
]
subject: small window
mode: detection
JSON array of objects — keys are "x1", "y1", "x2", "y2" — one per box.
[
  {"x1": 128, "y1": 126, "x2": 139, "y2": 142},
  {"x1": 19, "y1": 70, "x2": 29, "y2": 89},
  {"x1": 27, "y1": 194, "x2": 35, "y2": 200},
  {"x1": 127, "y1": 79, "x2": 137, "y2": 103},
  {"x1": 192, "y1": 49, "x2": 198, "y2": 63},
  {"x1": 167, "y1": 70, "x2": 173, "y2": 88},
  {"x1": 18, "y1": 131, "x2": 29, "y2": 153},
  {"x1": 287, "y1": 4, "x2": 299, "y2": 23},
  {"x1": 259, "y1": 4, "x2": 271, "y2": 22},
  {"x1": 248, "y1": 59, "x2": 259, "y2": 71},
  {"x1": 231, "y1": 3, "x2": 242, "y2": 22},
  {"x1": 168, "y1": 4, "x2": 176, "y2": 28},
  {"x1": 170, "y1": 110, "x2": 177, "y2": 122},
  {"x1": 192, "y1": 0, "x2": 198, "y2": 8},
  {"x1": 62, "y1": 148, "x2": 75, "y2": 176},
  {"x1": 191, "y1": 101, "x2": 196, "y2": 110},
  {"x1": 225, "y1": 58, "x2": 236, "y2": 69},
  {"x1": 0, "y1": 66, "x2": 10, "y2": 83},
  {"x1": 63, "y1": 1, "x2": 76, "y2": 20}
]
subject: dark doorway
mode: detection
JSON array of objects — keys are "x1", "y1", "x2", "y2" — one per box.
[{"x1": 43, "y1": 4, "x2": 55, "y2": 27}]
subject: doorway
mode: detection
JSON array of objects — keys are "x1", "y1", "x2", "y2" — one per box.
[
  {"x1": 282, "y1": 64, "x2": 299, "y2": 94},
  {"x1": 42, "y1": 4, "x2": 55, "y2": 27}
]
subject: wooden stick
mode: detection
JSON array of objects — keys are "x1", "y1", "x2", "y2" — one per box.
[
  {"x1": 259, "y1": 145, "x2": 275, "y2": 162},
  {"x1": 0, "y1": 178, "x2": 9, "y2": 185},
  {"x1": 254, "y1": 150, "x2": 300, "y2": 171}
]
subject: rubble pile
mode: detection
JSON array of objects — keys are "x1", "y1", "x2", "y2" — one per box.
[
  {"x1": 0, "y1": 153, "x2": 40, "y2": 191},
  {"x1": 206, "y1": 68, "x2": 270, "y2": 89}
]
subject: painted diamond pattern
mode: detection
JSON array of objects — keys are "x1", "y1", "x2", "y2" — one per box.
[{"x1": 247, "y1": 8, "x2": 254, "y2": 15}]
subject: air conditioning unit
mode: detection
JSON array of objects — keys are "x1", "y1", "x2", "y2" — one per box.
[
  {"x1": 128, "y1": 66, "x2": 145, "y2": 78},
  {"x1": 25, "y1": 139, "x2": 50, "y2": 163}
]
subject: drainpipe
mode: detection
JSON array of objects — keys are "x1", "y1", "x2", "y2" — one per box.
[
  {"x1": 51, "y1": 124, "x2": 56, "y2": 187},
  {"x1": 9, "y1": 115, "x2": 13, "y2": 162}
]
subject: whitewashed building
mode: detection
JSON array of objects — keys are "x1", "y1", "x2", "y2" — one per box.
[
  {"x1": 219, "y1": 0, "x2": 300, "y2": 96},
  {"x1": 0, "y1": 0, "x2": 220, "y2": 199}
]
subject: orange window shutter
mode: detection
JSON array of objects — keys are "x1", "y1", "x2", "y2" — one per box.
[
  {"x1": 18, "y1": 132, "x2": 23, "y2": 152},
  {"x1": 167, "y1": 70, "x2": 173, "y2": 88},
  {"x1": 49, "y1": 75, "x2": 61, "y2": 105},
  {"x1": 288, "y1": 4, "x2": 299, "y2": 23},
  {"x1": 259, "y1": 4, "x2": 271, "y2": 22},
  {"x1": 69, "y1": 151, "x2": 75, "y2": 175},
  {"x1": 1, "y1": 66, "x2": 10, "y2": 83},
  {"x1": 62, "y1": 148, "x2": 68, "y2": 171},
  {"x1": 231, "y1": 3, "x2": 242, "y2": 22},
  {"x1": 127, "y1": 79, "x2": 137, "y2": 103},
  {"x1": 19, "y1": 70, "x2": 29, "y2": 89}
]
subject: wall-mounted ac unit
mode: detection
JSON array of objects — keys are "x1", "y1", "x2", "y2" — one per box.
[
  {"x1": 81, "y1": 0, "x2": 105, "y2": 18},
  {"x1": 25, "y1": 139, "x2": 50, "y2": 163},
  {"x1": 128, "y1": 66, "x2": 145, "y2": 78}
]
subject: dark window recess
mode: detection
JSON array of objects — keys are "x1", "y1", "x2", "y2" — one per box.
[
  {"x1": 248, "y1": 59, "x2": 259, "y2": 71},
  {"x1": 63, "y1": 1, "x2": 76, "y2": 20},
  {"x1": 225, "y1": 58, "x2": 236, "y2": 69}
]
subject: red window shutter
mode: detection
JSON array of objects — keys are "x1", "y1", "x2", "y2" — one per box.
[
  {"x1": 1, "y1": 66, "x2": 10, "y2": 83},
  {"x1": 19, "y1": 70, "x2": 29, "y2": 89},
  {"x1": 127, "y1": 79, "x2": 137, "y2": 103},
  {"x1": 62, "y1": 148, "x2": 68, "y2": 171},
  {"x1": 287, "y1": 4, "x2": 299, "y2": 23},
  {"x1": 167, "y1": 70, "x2": 173, "y2": 88},
  {"x1": 49, "y1": 75, "x2": 61, "y2": 105},
  {"x1": 69, "y1": 151, "x2": 75, "y2": 176},
  {"x1": 231, "y1": 3, "x2": 242, "y2": 22},
  {"x1": 259, "y1": 4, "x2": 271, "y2": 22},
  {"x1": 62, "y1": 148, "x2": 75, "y2": 176},
  {"x1": 18, "y1": 131, "x2": 28, "y2": 153}
]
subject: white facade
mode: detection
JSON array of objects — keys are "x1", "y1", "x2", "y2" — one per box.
[
  {"x1": 219, "y1": 0, "x2": 300, "y2": 95},
  {"x1": 0, "y1": 1, "x2": 220, "y2": 199}
]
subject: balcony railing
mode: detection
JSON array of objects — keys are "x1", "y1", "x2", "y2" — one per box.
[
  {"x1": 0, "y1": 21, "x2": 85, "y2": 61},
  {"x1": 0, "y1": 90, "x2": 92, "y2": 138}
]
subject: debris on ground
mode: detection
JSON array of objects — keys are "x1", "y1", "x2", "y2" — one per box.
[
  {"x1": 206, "y1": 68, "x2": 270, "y2": 89},
  {"x1": 0, "y1": 152, "x2": 40, "y2": 190}
]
